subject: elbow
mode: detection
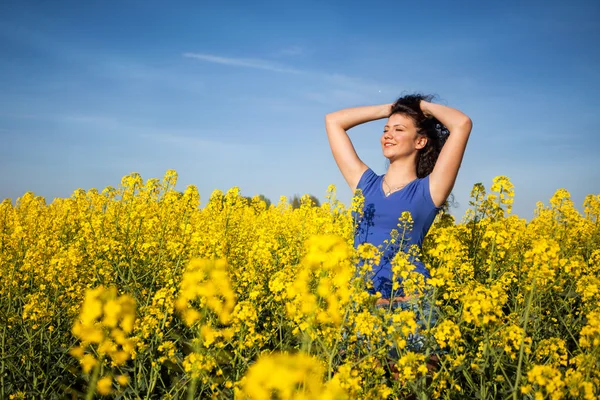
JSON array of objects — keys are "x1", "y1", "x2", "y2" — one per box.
[
  {"x1": 325, "y1": 113, "x2": 342, "y2": 129},
  {"x1": 325, "y1": 111, "x2": 351, "y2": 131},
  {"x1": 460, "y1": 116, "x2": 472, "y2": 128},
  {"x1": 325, "y1": 113, "x2": 337, "y2": 125},
  {"x1": 452, "y1": 116, "x2": 472, "y2": 133}
]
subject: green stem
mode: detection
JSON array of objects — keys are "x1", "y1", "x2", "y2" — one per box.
[
  {"x1": 1, "y1": 323, "x2": 5, "y2": 399},
  {"x1": 85, "y1": 361, "x2": 101, "y2": 400},
  {"x1": 327, "y1": 306, "x2": 352, "y2": 379},
  {"x1": 513, "y1": 281, "x2": 536, "y2": 400},
  {"x1": 144, "y1": 363, "x2": 159, "y2": 400},
  {"x1": 187, "y1": 377, "x2": 198, "y2": 400},
  {"x1": 479, "y1": 331, "x2": 489, "y2": 399},
  {"x1": 488, "y1": 240, "x2": 496, "y2": 281}
]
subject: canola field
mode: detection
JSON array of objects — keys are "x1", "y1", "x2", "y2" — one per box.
[{"x1": 2, "y1": 170, "x2": 600, "y2": 399}]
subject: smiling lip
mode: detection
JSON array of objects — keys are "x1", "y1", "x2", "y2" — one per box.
[{"x1": 384, "y1": 142, "x2": 395, "y2": 147}]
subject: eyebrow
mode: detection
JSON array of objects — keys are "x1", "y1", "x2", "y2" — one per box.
[{"x1": 384, "y1": 124, "x2": 407, "y2": 129}]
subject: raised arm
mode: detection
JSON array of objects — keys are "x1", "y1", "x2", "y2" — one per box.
[
  {"x1": 420, "y1": 101, "x2": 473, "y2": 207},
  {"x1": 325, "y1": 104, "x2": 391, "y2": 190}
]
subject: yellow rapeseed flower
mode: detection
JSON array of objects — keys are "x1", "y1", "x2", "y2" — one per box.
[
  {"x1": 96, "y1": 375, "x2": 113, "y2": 395},
  {"x1": 238, "y1": 352, "x2": 345, "y2": 400}
]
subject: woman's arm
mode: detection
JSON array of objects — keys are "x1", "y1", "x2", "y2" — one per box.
[
  {"x1": 325, "y1": 104, "x2": 391, "y2": 190},
  {"x1": 420, "y1": 101, "x2": 473, "y2": 207}
]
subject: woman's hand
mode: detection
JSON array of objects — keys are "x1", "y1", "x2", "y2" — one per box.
[{"x1": 419, "y1": 100, "x2": 434, "y2": 118}]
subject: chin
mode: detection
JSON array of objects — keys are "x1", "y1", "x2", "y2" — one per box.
[{"x1": 382, "y1": 149, "x2": 396, "y2": 158}]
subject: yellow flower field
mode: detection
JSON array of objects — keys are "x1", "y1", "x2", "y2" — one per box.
[{"x1": 2, "y1": 170, "x2": 599, "y2": 399}]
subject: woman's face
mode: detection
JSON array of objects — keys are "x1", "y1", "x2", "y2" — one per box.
[{"x1": 381, "y1": 113, "x2": 427, "y2": 161}]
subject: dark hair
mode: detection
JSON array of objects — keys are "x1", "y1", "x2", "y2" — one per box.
[{"x1": 390, "y1": 93, "x2": 450, "y2": 178}]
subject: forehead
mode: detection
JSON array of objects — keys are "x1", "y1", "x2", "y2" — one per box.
[{"x1": 386, "y1": 113, "x2": 416, "y2": 127}]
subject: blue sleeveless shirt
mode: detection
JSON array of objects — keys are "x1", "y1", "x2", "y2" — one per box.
[{"x1": 353, "y1": 168, "x2": 442, "y2": 298}]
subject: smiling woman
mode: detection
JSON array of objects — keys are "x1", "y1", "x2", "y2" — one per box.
[{"x1": 324, "y1": 93, "x2": 472, "y2": 334}]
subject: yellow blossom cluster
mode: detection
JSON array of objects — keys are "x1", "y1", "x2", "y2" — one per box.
[
  {"x1": 432, "y1": 320, "x2": 462, "y2": 349},
  {"x1": 522, "y1": 364, "x2": 565, "y2": 400},
  {"x1": 283, "y1": 235, "x2": 356, "y2": 343},
  {"x1": 237, "y1": 352, "x2": 345, "y2": 400},
  {"x1": 460, "y1": 283, "x2": 508, "y2": 326},
  {"x1": 535, "y1": 338, "x2": 568, "y2": 367},
  {"x1": 175, "y1": 258, "x2": 236, "y2": 326},
  {"x1": 69, "y1": 286, "x2": 136, "y2": 396}
]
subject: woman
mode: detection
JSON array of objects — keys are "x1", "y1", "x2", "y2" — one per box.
[{"x1": 325, "y1": 94, "x2": 472, "y2": 305}]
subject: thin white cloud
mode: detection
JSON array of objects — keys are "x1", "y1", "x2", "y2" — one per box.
[
  {"x1": 182, "y1": 52, "x2": 386, "y2": 104},
  {"x1": 301, "y1": 73, "x2": 387, "y2": 105},
  {"x1": 100, "y1": 59, "x2": 205, "y2": 93},
  {"x1": 183, "y1": 52, "x2": 302, "y2": 74}
]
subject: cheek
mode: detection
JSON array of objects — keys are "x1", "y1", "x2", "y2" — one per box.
[{"x1": 394, "y1": 133, "x2": 410, "y2": 143}]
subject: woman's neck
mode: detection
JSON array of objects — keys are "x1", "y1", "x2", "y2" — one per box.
[{"x1": 385, "y1": 158, "x2": 418, "y2": 185}]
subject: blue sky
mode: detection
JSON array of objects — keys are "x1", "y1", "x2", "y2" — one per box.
[{"x1": 1, "y1": 0, "x2": 599, "y2": 220}]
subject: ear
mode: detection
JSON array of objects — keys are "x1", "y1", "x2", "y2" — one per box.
[{"x1": 416, "y1": 135, "x2": 428, "y2": 150}]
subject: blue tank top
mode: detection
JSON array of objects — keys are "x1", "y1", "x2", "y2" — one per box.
[{"x1": 353, "y1": 168, "x2": 442, "y2": 298}]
